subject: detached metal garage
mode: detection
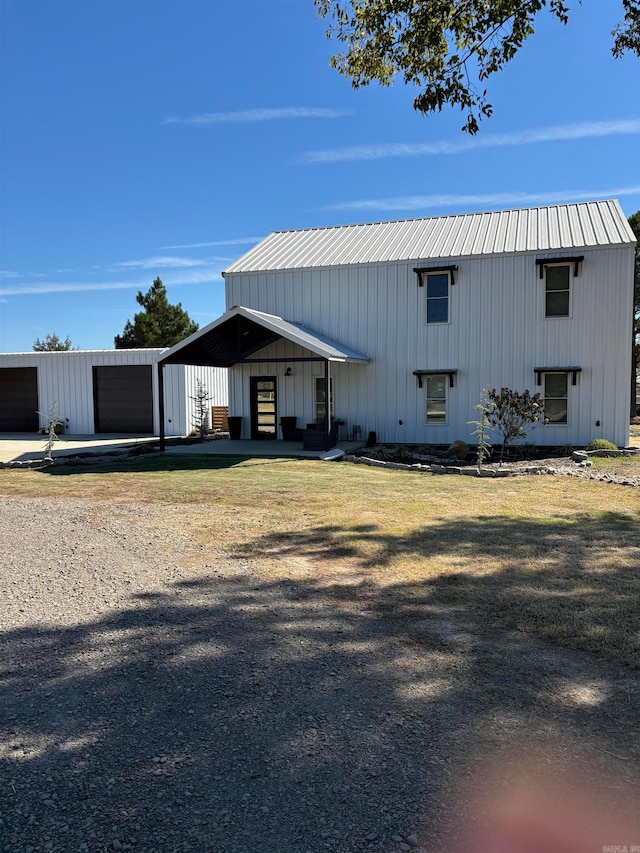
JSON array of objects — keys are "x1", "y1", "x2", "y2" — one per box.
[{"x1": 0, "y1": 350, "x2": 228, "y2": 436}]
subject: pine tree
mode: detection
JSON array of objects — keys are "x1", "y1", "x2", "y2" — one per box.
[{"x1": 114, "y1": 278, "x2": 199, "y2": 348}]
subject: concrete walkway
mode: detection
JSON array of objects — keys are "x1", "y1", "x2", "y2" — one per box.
[{"x1": 0, "y1": 434, "x2": 364, "y2": 464}]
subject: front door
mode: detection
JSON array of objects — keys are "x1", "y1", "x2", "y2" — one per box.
[{"x1": 250, "y1": 376, "x2": 277, "y2": 440}]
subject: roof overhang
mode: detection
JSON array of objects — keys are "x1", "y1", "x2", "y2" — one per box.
[{"x1": 158, "y1": 305, "x2": 370, "y2": 367}]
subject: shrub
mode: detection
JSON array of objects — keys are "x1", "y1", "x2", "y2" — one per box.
[
  {"x1": 586, "y1": 438, "x2": 618, "y2": 451},
  {"x1": 484, "y1": 387, "x2": 545, "y2": 458}
]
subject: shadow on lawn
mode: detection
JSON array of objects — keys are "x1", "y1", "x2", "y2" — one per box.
[
  {"x1": 2, "y1": 516, "x2": 640, "y2": 850},
  {"x1": 247, "y1": 512, "x2": 640, "y2": 669},
  {"x1": 39, "y1": 453, "x2": 305, "y2": 475}
]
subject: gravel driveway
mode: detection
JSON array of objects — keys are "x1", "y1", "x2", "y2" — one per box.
[{"x1": 1, "y1": 497, "x2": 639, "y2": 852}]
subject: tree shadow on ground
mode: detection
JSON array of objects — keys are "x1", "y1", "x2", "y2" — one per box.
[
  {"x1": 38, "y1": 454, "x2": 305, "y2": 476},
  {"x1": 250, "y1": 512, "x2": 640, "y2": 668},
  {"x1": 1, "y1": 514, "x2": 639, "y2": 852}
]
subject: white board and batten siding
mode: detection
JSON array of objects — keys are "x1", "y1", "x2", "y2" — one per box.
[
  {"x1": 224, "y1": 201, "x2": 636, "y2": 448},
  {"x1": 164, "y1": 363, "x2": 230, "y2": 435},
  {"x1": 0, "y1": 350, "x2": 228, "y2": 436}
]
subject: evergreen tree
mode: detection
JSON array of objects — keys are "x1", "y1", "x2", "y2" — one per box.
[{"x1": 114, "y1": 278, "x2": 199, "y2": 348}]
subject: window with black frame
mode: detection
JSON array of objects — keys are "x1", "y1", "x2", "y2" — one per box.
[
  {"x1": 426, "y1": 271, "x2": 450, "y2": 324},
  {"x1": 543, "y1": 373, "x2": 569, "y2": 424},
  {"x1": 315, "y1": 377, "x2": 334, "y2": 424},
  {"x1": 544, "y1": 264, "x2": 571, "y2": 317}
]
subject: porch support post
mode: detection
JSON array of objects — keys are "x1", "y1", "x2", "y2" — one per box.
[
  {"x1": 158, "y1": 361, "x2": 166, "y2": 452},
  {"x1": 324, "y1": 359, "x2": 330, "y2": 450}
]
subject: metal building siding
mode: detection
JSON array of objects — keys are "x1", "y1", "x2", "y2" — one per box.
[
  {"x1": 182, "y1": 365, "x2": 229, "y2": 434},
  {"x1": 0, "y1": 351, "x2": 228, "y2": 437},
  {"x1": 224, "y1": 200, "x2": 635, "y2": 274},
  {"x1": 226, "y1": 245, "x2": 634, "y2": 447}
]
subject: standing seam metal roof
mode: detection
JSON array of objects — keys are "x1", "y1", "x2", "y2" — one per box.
[{"x1": 223, "y1": 200, "x2": 636, "y2": 274}]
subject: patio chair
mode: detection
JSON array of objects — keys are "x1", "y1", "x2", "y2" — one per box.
[{"x1": 302, "y1": 419, "x2": 340, "y2": 451}]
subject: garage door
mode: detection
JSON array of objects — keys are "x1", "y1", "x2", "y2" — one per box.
[
  {"x1": 93, "y1": 365, "x2": 154, "y2": 433},
  {"x1": 0, "y1": 367, "x2": 39, "y2": 431}
]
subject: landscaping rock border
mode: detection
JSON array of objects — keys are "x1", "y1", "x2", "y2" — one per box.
[
  {"x1": 1, "y1": 446, "x2": 638, "y2": 487},
  {"x1": 346, "y1": 449, "x2": 640, "y2": 488}
]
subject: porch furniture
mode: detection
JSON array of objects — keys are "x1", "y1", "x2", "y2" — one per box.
[
  {"x1": 280, "y1": 416, "x2": 303, "y2": 441},
  {"x1": 302, "y1": 419, "x2": 340, "y2": 451}
]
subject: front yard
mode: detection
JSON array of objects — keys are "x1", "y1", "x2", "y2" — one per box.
[
  {"x1": 2, "y1": 454, "x2": 638, "y2": 668},
  {"x1": 2, "y1": 456, "x2": 639, "y2": 851}
]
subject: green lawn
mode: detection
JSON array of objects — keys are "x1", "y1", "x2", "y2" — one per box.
[{"x1": 1, "y1": 454, "x2": 638, "y2": 667}]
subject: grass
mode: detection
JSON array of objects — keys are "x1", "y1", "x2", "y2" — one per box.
[
  {"x1": 589, "y1": 454, "x2": 640, "y2": 476},
  {"x1": 1, "y1": 453, "x2": 639, "y2": 667}
]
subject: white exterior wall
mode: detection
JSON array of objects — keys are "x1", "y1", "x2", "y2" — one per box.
[
  {"x1": 170, "y1": 364, "x2": 229, "y2": 435},
  {"x1": 0, "y1": 351, "x2": 228, "y2": 436},
  {"x1": 225, "y1": 246, "x2": 634, "y2": 447}
]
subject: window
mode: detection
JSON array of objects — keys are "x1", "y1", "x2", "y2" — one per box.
[
  {"x1": 545, "y1": 264, "x2": 570, "y2": 317},
  {"x1": 426, "y1": 272, "x2": 450, "y2": 323},
  {"x1": 315, "y1": 377, "x2": 333, "y2": 423},
  {"x1": 426, "y1": 375, "x2": 447, "y2": 423},
  {"x1": 544, "y1": 373, "x2": 568, "y2": 424}
]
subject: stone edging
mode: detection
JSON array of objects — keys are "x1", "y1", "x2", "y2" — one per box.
[
  {"x1": 1, "y1": 446, "x2": 638, "y2": 487},
  {"x1": 345, "y1": 452, "x2": 640, "y2": 487}
]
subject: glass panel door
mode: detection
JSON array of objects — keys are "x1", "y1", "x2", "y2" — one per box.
[{"x1": 250, "y1": 376, "x2": 277, "y2": 439}]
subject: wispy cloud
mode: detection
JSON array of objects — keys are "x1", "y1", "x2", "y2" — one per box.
[
  {"x1": 111, "y1": 255, "x2": 221, "y2": 270},
  {"x1": 322, "y1": 186, "x2": 640, "y2": 213},
  {"x1": 0, "y1": 270, "x2": 20, "y2": 279},
  {"x1": 301, "y1": 119, "x2": 640, "y2": 164},
  {"x1": 164, "y1": 107, "x2": 351, "y2": 125},
  {"x1": 0, "y1": 270, "x2": 224, "y2": 298},
  {"x1": 159, "y1": 237, "x2": 264, "y2": 250}
]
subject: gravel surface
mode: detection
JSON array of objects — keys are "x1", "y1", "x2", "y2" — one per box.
[{"x1": 1, "y1": 497, "x2": 639, "y2": 852}]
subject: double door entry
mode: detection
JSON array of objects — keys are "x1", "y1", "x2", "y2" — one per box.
[{"x1": 250, "y1": 376, "x2": 277, "y2": 440}]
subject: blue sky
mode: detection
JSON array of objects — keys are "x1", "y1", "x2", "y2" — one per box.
[{"x1": 1, "y1": 0, "x2": 639, "y2": 352}]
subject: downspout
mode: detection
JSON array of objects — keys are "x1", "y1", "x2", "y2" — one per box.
[{"x1": 158, "y1": 361, "x2": 166, "y2": 452}]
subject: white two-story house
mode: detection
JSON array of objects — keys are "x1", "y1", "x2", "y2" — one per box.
[{"x1": 159, "y1": 199, "x2": 636, "y2": 449}]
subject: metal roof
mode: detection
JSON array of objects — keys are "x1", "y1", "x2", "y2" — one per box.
[
  {"x1": 0, "y1": 348, "x2": 166, "y2": 356},
  {"x1": 159, "y1": 305, "x2": 369, "y2": 367},
  {"x1": 223, "y1": 199, "x2": 636, "y2": 274}
]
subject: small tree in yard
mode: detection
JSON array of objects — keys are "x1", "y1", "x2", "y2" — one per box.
[
  {"x1": 190, "y1": 379, "x2": 211, "y2": 440},
  {"x1": 37, "y1": 401, "x2": 63, "y2": 460},
  {"x1": 468, "y1": 389, "x2": 492, "y2": 467},
  {"x1": 484, "y1": 387, "x2": 545, "y2": 458}
]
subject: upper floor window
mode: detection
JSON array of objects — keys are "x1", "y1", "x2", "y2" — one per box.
[
  {"x1": 545, "y1": 264, "x2": 571, "y2": 318},
  {"x1": 426, "y1": 272, "x2": 450, "y2": 324}
]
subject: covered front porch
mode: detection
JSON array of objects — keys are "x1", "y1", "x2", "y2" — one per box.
[{"x1": 157, "y1": 305, "x2": 370, "y2": 452}]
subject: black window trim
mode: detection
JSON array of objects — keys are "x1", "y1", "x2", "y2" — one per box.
[
  {"x1": 413, "y1": 369, "x2": 457, "y2": 388},
  {"x1": 534, "y1": 366, "x2": 582, "y2": 386},
  {"x1": 535, "y1": 256, "x2": 584, "y2": 279},
  {"x1": 414, "y1": 265, "x2": 458, "y2": 287}
]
